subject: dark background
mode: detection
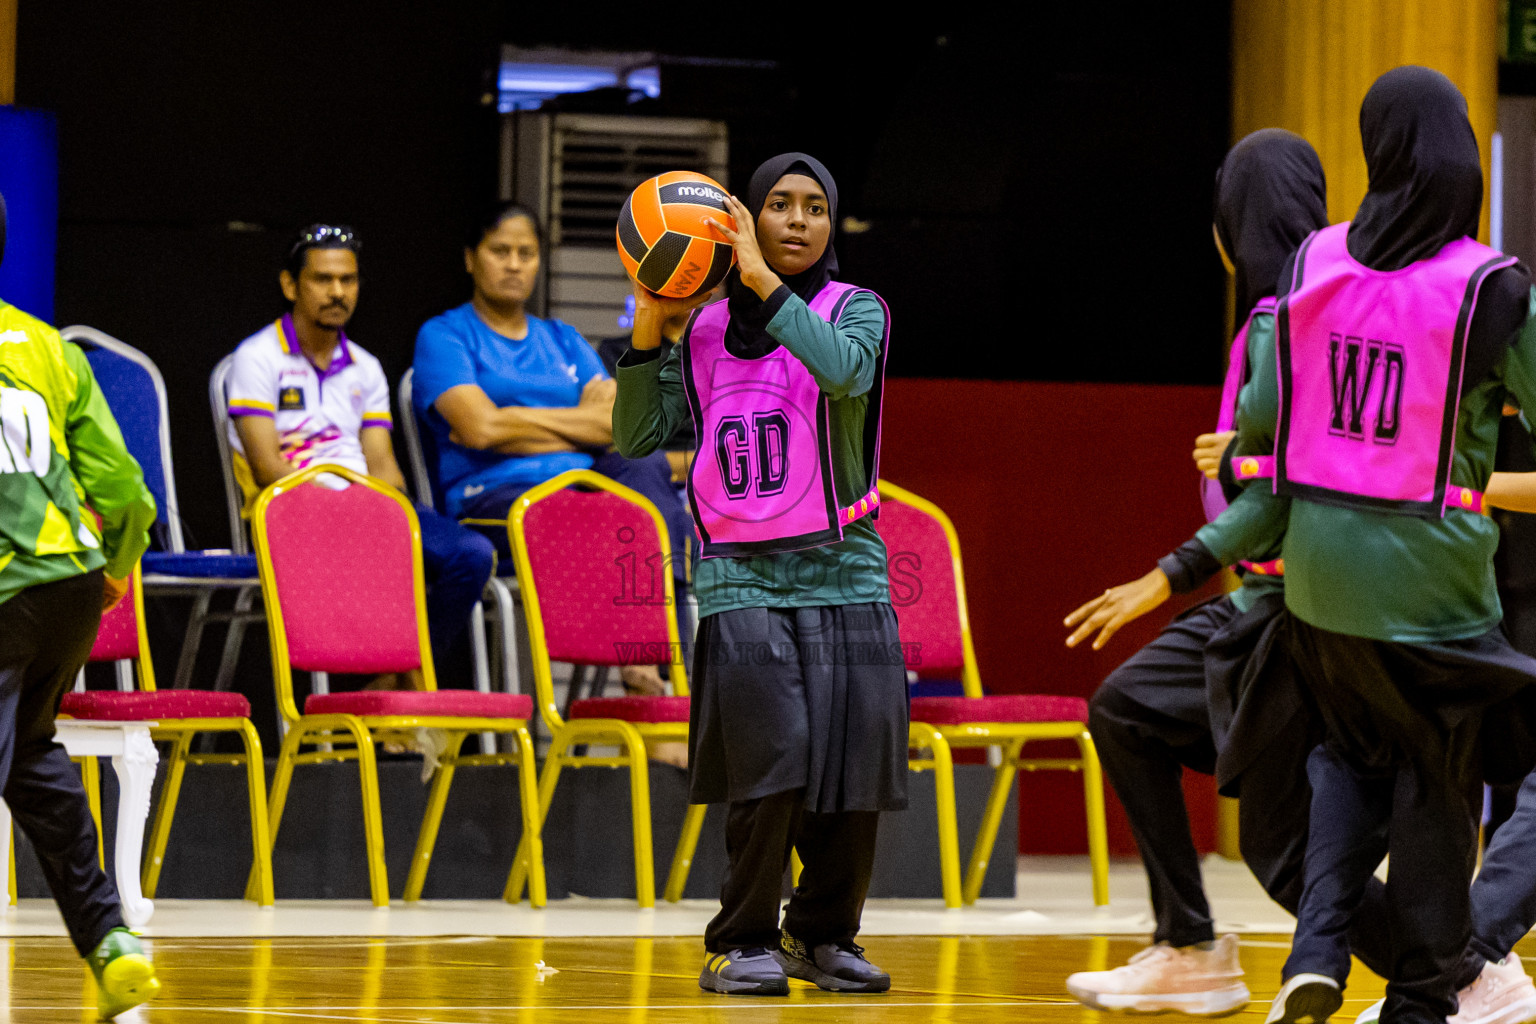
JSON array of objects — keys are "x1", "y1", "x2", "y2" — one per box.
[{"x1": 15, "y1": 4, "x2": 1232, "y2": 553}]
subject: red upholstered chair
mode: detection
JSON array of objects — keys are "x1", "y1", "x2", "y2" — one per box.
[
  {"x1": 58, "y1": 564, "x2": 275, "y2": 904},
  {"x1": 879, "y1": 479, "x2": 1110, "y2": 906},
  {"x1": 251, "y1": 464, "x2": 544, "y2": 907},
  {"x1": 502, "y1": 469, "x2": 703, "y2": 908}
]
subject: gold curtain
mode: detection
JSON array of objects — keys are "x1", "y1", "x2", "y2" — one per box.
[
  {"x1": 1231, "y1": 0, "x2": 1499, "y2": 238},
  {"x1": 0, "y1": 0, "x2": 16, "y2": 105}
]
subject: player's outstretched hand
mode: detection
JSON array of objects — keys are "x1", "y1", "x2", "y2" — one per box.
[
  {"x1": 103, "y1": 573, "x2": 130, "y2": 612},
  {"x1": 1064, "y1": 567, "x2": 1172, "y2": 650},
  {"x1": 1193, "y1": 431, "x2": 1236, "y2": 480}
]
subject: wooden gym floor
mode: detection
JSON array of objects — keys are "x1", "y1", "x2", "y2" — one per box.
[{"x1": 5, "y1": 932, "x2": 1434, "y2": 1024}]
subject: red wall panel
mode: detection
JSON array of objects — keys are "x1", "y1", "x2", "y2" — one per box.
[{"x1": 881, "y1": 379, "x2": 1227, "y2": 856}]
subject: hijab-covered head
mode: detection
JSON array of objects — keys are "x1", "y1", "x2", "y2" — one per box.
[
  {"x1": 1348, "y1": 66, "x2": 1484, "y2": 271},
  {"x1": 724, "y1": 152, "x2": 840, "y2": 355},
  {"x1": 1214, "y1": 129, "x2": 1328, "y2": 316}
]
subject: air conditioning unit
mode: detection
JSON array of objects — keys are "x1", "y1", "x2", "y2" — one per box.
[{"x1": 500, "y1": 112, "x2": 729, "y2": 344}]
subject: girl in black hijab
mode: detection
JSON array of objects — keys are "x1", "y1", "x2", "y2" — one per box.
[
  {"x1": 1061, "y1": 130, "x2": 1354, "y2": 1016},
  {"x1": 613, "y1": 153, "x2": 903, "y2": 997},
  {"x1": 1214, "y1": 129, "x2": 1329, "y2": 325},
  {"x1": 1241, "y1": 67, "x2": 1536, "y2": 1024}
]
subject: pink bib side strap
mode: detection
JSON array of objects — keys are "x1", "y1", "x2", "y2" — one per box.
[
  {"x1": 1445, "y1": 487, "x2": 1486, "y2": 514},
  {"x1": 840, "y1": 487, "x2": 881, "y2": 526},
  {"x1": 1232, "y1": 455, "x2": 1276, "y2": 481}
]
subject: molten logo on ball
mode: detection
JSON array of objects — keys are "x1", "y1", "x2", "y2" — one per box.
[{"x1": 616, "y1": 170, "x2": 737, "y2": 299}]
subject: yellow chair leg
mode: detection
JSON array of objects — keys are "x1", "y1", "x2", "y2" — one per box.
[
  {"x1": 404, "y1": 732, "x2": 466, "y2": 902},
  {"x1": 663, "y1": 802, "x2": 706, "y2": 903},
  {"x1": 790, "y1": 849, "x2": 804, "y2": 888},
  {"x1": 963, "y1": 739, "x2": 1023, "y2": 904},
  {"x1": 509, "y1": 727, "x2": 546, "y2": 908},
  {"x1": 620, "y1": 723, "x2": 656, "y2": 908},
  {"x1": 77, "y1": 756, "x2": 104, "y2": 872},
  {"x1": 913, "y1": 724, "x2": 962, "y2": 908},
  {"x1": 142, "y1": 732, "x2": 192, "y2": 899},
  {"x1": 347, "y1": 720, "x2": 390, "y2": 907},
  {"x1": 1077, "y1": 730, "x2": 1111, "y2": 906},
  {"x1": 506, "y1": 731, "x2": 569, "y2": 904},
  {"x1": 247, "y1": 719, "x2": 303, "y2": 901},
  {"x1": 237, "y1": 720, "x2": 274, "y2": 907},
  {"x1": 6, "y1": 821, "x2": 14, "y2": 907}
]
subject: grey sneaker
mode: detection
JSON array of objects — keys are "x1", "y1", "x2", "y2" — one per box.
[
  {"x1": 699, "y1": 947, "x2": 789, "y2": 996},
  {"x1": 776, "y1": 932, "x2": 891, "y2": 993},
  {"x1": 1266, "y1": 973, "x2": 1343, "y2": 1024}
]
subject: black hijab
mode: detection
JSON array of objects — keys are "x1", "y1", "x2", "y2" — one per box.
[
  {"x1": 1214, "y1": 129, "x2": 1328, "y2": 317},
  {"x1": 1348, "y1": 66, "x2": 1484, "y2": 271},
  {"x1": 724, "y1": 152, "x2": 839, "y2": 357}
]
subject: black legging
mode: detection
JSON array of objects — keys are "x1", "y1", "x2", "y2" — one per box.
[{"x1": 0, "y1": 570, "x2": 124, "y2": 956}]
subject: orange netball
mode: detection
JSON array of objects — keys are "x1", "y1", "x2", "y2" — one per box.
[{"x1": 616, "y1": 171, "x2": 736, "y2": 298}]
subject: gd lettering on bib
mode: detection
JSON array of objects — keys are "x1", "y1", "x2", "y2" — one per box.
[{"x1": 681, "y1": 282, "x2": 889, "y2": 558}]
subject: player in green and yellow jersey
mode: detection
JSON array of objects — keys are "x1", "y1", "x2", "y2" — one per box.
[{"x1": 0, "y1": 191, "x2": 160, "y2": 1019}]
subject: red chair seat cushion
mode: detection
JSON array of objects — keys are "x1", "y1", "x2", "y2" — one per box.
[
  {"x1": 61, "y1": 690, "x2": 251, "y2": 721},
  {"x1": 910, "y1": 694, "x2": 1089, "y2": 725},
  {"x1": 305, "y1": 690, "x2": 533, "y2": 719},
  {"x1": 569, "y1": 695, "x2": 691, "y2": 723}
]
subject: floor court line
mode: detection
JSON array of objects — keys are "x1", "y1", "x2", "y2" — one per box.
[{"x1": 157, "y1": 1000, "x2": 1080, "y2": 1012}]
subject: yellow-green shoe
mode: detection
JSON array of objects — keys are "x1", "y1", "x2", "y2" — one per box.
[{"x1": 86, "y1": 927, "x2": 161, "y2": 1020}]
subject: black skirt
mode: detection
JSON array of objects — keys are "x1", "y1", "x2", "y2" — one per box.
[
  {"x1": 687, "y1": 602, "x2": 910, "y2": 813},
  {"x1": 1284, "y1": 612, "x2": 1536, "y2": 781},
  {"x1": 1203, "y1": 589, "x2": 1314, "y2": 797}
]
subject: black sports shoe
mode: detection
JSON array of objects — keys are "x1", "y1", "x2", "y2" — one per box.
[
  {"x1": 699, "y1": 947, "x2": 790, "y2": 996},
  {"x1": 776, "y1": 932, "x2": 891, "y2": 993}
]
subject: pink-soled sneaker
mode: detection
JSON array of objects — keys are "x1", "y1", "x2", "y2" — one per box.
[
  {"x1": 1066, "y1": 934, "x2": 1251, "y2": 1016},
  {"x1": 1450, "y1": 955, "x2": 1536, "y2": 1024}
]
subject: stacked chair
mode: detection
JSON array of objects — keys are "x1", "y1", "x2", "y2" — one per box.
[
  {"x1": 59, "y1": 564, "x2": 275, "y2": 904},
  {"x1": 64, "y1": 327, "x2": 266, "y2": 694}
]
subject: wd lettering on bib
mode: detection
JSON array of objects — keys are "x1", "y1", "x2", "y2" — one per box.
[
  {"x1": 1274, "y1": 221, "x2": 1515, "y2": 518},
  {"x1": 682, "y1": 282, "x2": 890, "y2": 557},
  {"x1": 1325, "y1": 334, "x2": 1405, "y2": 444}
]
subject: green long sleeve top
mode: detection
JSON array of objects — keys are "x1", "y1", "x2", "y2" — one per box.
[
  {"x1": 1233, "y1": 285, "x2": 1536, "y2": 643},
  {"x1": 1184, "y1": 311, "x2": 1289, "y2": 613},
  {"x1": 613, "y1": 286, "x2": 890, "y2": 619},
  {"x1": 0, "y1": 303, "x2": 156, "y2": 606}
]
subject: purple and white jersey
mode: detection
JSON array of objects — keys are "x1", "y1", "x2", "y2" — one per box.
[{"x1": 226, "y1": 313, "x2": 392, "y2": 511}]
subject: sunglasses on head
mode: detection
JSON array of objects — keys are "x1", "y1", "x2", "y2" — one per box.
[{"x1": 289, "y1": 224, "x2": 359, "y2": 259}]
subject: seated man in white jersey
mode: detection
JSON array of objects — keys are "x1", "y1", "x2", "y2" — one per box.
[{"x1": 226, "y1": 225, "x2": 495, "y2": 687}]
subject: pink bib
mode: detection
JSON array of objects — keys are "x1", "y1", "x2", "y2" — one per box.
[
  {"x1": 681, "y1": 282, "x2": 889, "y2": 558},
  {"x1": 1202, "y1": 297, "x2": 1276, "y2": 523},
  {"x1": 1274, "y1": 222, "x2": 1514, "y2": 518}
]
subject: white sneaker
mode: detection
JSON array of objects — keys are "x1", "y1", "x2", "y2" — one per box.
[
  {"x1": 1450, "y1": 955, "x2": 1536, "y2": 1024},
  {"x1": 1265, "y1": 973, "x2": 1342, "y2": 1024},
  {"x1": 1065, "y1": 934, "x2": 1250, "y2": 1015}
]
